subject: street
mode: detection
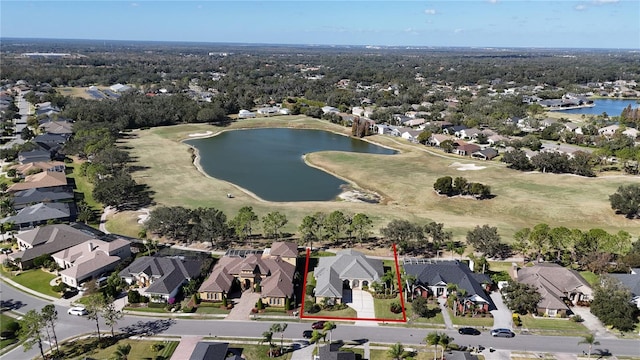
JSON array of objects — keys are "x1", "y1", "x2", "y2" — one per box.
[{"x1": 2, "y1": 280, "x2": 639, "y2": 360}]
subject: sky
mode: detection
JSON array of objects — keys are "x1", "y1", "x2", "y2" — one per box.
[{"x1": 1, "y1": 0, "x2": 639, "y2": 49}]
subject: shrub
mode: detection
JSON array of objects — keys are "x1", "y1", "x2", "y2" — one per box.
[
  {"x1": 512, "y1": 313, "x2": 522, "y2": 327},
  {"x1": 571, "y1": 315, "x2": 584, "y2": 323},
  {"x1": 412, "y1": 296, "x2": 431, "y2": 317},
  {"x1": 128, "y1": 290, "x2": 142, "y2": 304},
  {"x1": 51, "y1": 283, "x2": 67, "y2": 293},
  {"x1": 307, "y1": 304, "x2": 321, "y2": 314},
  {"x1": 306, "y1": 284, "x2": 315, "y2": 295},
  {"x1": 168, "y1": 297, "x2": 176, "y2": 305},
  {"x1": 390, "y1": 302, "x2": 403, "y2": 314},
  {"x1": 151, "y1": 343, "x2": 165, "y2": 352},
  {"x1": 256, "y1": 300, "x2": 264, "y2": 310}
]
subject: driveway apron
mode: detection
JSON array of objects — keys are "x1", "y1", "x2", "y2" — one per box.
[{"x1": 346, "y1": 289, "x2": 377, "y2": 326}]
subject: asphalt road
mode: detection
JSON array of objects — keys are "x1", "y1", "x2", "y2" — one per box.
[{"x1": 2, "y1": 281, "x2": 639, "y2": 359}]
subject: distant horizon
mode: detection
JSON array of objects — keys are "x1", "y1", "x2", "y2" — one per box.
[
  {"x1": 1, "y1": 1, "x2": 638, "y2": 50},
  {"x1": 2, "y1": 36, "x2": 638, "y2": 52}
]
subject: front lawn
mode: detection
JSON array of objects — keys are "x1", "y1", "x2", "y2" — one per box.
[
  {"x1": 196, "y1": 302, "x2": 231, "y2": 314},
  {"x1": 448, "y1": 310, "x2": 494, "y2": 327},
  {"x1": 579, "y1": 271, "x2": 599, "y2": 287},
  {"x1": 520, "y1": 314, "x2": 590, "y2": 336},
  {"x1": 61, "y1": 338, "x2": 178, "y2": 360},
  {"x1": 373, "y1": 297, "x2": 405, "y2": 320},
  {"x1": 0, "y1": 314, "x2": 20, "y2": 350},
  {"x1": 404, "y1": 300, "x2": 445, "y2": 326},
  {"x1": 229, "y1": 344, "x2": 293, "y2": 360},
  {"x1": 7, "y1": 269, "x2": 59, "y2": 298}
]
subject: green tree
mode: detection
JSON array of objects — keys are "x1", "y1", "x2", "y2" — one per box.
[
  {"x1": 85, "y1": 294, "x2": 105, "y2": 340},
  {"x1": 433, "y1": 176, "x2": 453, "y2": 195},
  {"x1": 102, "y1": 295, "x2": 123, "y2": 338},
  {"x1": 578, "y1": 333, "x2": 600, "y2": 360},
  {"x1": 113, "y1": 343, "x2": 132, "y2": 360},
  {"x1": 41, "y1": 304, "x2": 60, "y2": 354},
  {"x1": 92, "y1": 171, "x2": 139, "y2": 210},
  {"x1": 230, "y1": 206, "x2": 258, "y2": 241},
  {"x1": 388, "y1": 342, "x2": 405, "y2": 360},
  {"x1": 262, "y1": 211, "x2": 288, "y2": 240},
  {"x1": 270, "y1": 323, "x2": 288, "y2": 353},
  {"x1": 324, "y1": 210, "x2": 348, "y2": 243},
  {"x1": 417, "y1": 130, "x2": 432, "y2": 144},
  {"x1": 425, "y1": 332, "x2": 443, "y2": 360},
  {"x1": 512, "y1": 227, "x2": 531, "y2": 259},
  {"x1": 501, "y1": 149, "x2": 534, "y2": 171},
  {"x1": 609, "y1": 184, "x2": 640, "y2": 218},
  {"x1": 299, "y1": 214, "x2": 320, "y2": 249},
  {"x1": 590, "y1": 276, "x2": 639, "y2": 331},
  {"x1": 452, "y1": 177, "x2": 468, "y2": 195},
  {"x1": 350, "y1": 213, "x2": 373, "y2": 243},
  {"x1": 190, "y1": 207, "x2": 229, "y2": 244},
  {"x1": 424, "y1": 222, "x2": 452, "y2": 251},
  {"x1": 466, "y1": 225, "x2": 503, "y2": 258},
  {"x1": 322, "y1": 321, "x2": 336, "y2": 343},
  {"x1": 145, "y1": 206, "x2": 193, "y2": 241},
  {"x1": 18, "y1": 309, "x2": 46, "y2": 359},
  {"x1": 501, "y1": 281, "x2": 541, "y2": 315},
  {"x1": 438, "y1": 334, "x2": 452, "y2": 360}
]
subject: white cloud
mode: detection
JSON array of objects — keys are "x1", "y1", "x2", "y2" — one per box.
[
  {"x1": 454, "y1": 28, "x2": 464, "y2": 34},
  {"x1": 424, "y1": 9, "x2": 437, "y2": 15},
  {"x1": 487, "y1": 0, "x2": 499, "y2": 4},
  {"x1": 593, "y1": 0, "x2": 619, "y2": 3},
  {"x1": 575, "y1": 4, "x2": 587, "y2": 10},
  {"x1": 130, "y1": 2, "x2": 139, "y2": 7}
]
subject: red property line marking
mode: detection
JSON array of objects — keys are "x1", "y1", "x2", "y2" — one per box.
[{"x1": 299, "y1": 245, "x2": 407, "y2": 323}]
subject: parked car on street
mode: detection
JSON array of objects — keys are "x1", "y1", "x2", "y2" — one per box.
[
  {"x1": 490, "y1": 328, "x2": 515, "y2": 338},
  {"x1": 311, "y1": 321, "x2": 327, "y2": 330},
  {"x1": 458, "y1": 327, "x2": 481, "y2": 335},
  {"x1": 67, "y1": 307, "x2": 88, "y2": 316},
  {"x1": 302, "y1": 330, "x2": 313, "y2": 339}
]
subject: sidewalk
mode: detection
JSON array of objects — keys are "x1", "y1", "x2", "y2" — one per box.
[{"x1": 437, "y1": 297, "x2": 453, "y2": 330}]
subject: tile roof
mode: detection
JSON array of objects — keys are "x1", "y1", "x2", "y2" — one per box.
[
  {"x1": 268, "y1": 241, "x2": 298, "y2": 258},
  {"x1": 59, "y1": 251, "x2": 120, "y2": 280},
  {"x1": 517, "y1": 263, "x2": 592, "y2": 310},
  {"x1": 8, "y1": 171, "x2": 67, "y2": 192}
]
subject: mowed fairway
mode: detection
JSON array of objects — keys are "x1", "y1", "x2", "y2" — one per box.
[{"x1": 121, "y1": 115, "x2": 640, "y2": 241}]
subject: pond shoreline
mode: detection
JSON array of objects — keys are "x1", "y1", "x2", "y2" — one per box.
[{"x1": 182, "y1": 125, "x2": 396, "y2": 204}]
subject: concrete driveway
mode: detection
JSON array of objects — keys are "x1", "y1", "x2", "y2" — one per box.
[
  {"x1": 346, "y1": 289, "x2": 377, "y2": 326},
  {"x1": 490, "y1": 291, "x2": 513, "y2": 329}
]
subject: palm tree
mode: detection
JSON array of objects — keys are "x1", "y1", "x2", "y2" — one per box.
[
  {"x1": 322, "y1": 321, "x2": 335, "y2": 343},
  {"x1": 270, "y1": 323, "x2": 288, "y2": 353},
  {"x1": 113, "y1": 343, "x2": 132, "y2": 360},
  {"x1": 388, "y1": 342, "x2": 405, "y2": 360},
  {"x1": 309, "y1": 329, "x2": 325, "y2": 353},
  {"x1": 261, "y1": 329, "x2": 275, "y2": 357},
  {"x1": 438, "y1": 334, "x2": 452, "y2": 360},
  {"x1": 578, "y1": 333, "x2": 600, "y2": 360},
  {"x1": 425, "y1": 332, "x2": 442, "y2": 360}
]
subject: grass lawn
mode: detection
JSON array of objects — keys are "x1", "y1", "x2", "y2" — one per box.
[
  {"x1": 123, "y1": 306, "x2": 168, "y2": 313},
  {"x1": 120, "y1": 118, "x2": 640, "y2": 241},
  {"x1": 448, "y1": 310, "x2": 494, "y2": 327},
  {"x1": 105, "y1": 210, "x2": 143, "y2": 238},
  {"x1": 8, "y1": 269, "x2": 59, "y2": 298},
  {"x1": 0, "y1": 314, "x2": 19, "y2": 350},
  {"x1": 196, "y1": 303, "x2": 231, "y2": 314},
  {"x1": 404, "y1": 301, "x2": 445, "y2": 326},
  {"x1": 579, "y1": 271, "x2": 599, "y2": 287},
  {"x1": 520, "y1": 315, "x2": 590, "y2": 336},
  {"x1": 373, "y1": 297, "x2": 404, "y2": 320},
  {"x1": 310, "y1": 305, "x2": 358, "y2": 319},
  {"x1": 64, "y1": 339, "x2": 178, "y2": 360},
  {"x1": 369, "y1": 348, "x2": 436, "y2": 359},
  {"x1": 230, "y1": 344, "x2": 293, "y2": 360},
  {"x1": 67, "y1": 162, "x2": 102, "y2": 215}
]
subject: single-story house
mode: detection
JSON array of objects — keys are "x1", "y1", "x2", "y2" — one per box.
[
  {"x1": 39, "y1": 120, "x2": 73, "y2": 135},
  {"x1": 11, "y1": 186, "x2": 74, "y2": 210},
  {"x1": 257, "y1": 107, "x2": 280, "y2": 116},
  {"x1": 9, "y1": 224, "x2": 95, "y2": 269},
  {"x1": 487, "y1": 134, "x2": 508, "y2": 146},
  {"x1": 188, "y1": 342, "x2": 232, "y2": 360},
  {"x1": 110, "y1": 83, "x2": 131, "y2": 93},
  {"x1": 443, "y1": 125, "x2": 467, "y2": 137},
  {"x1": 1, "y1": 202, "x2": 74, "y2": 229},
  {"x1": 7, "y1": 171, "x2": 67, "y2": 192},
  {"x1": 318, "y1": 342, "x2": 356, "y2": 360},
  {"x1": 401, "y1": 130, "x2": 422, "y2": 143},
  {"x1": 314, "y1": 250, "x2": 383, "y2": 304},
  {"x1": 322, "y1": 106, "x2": 339, "y2": 114},
  {"x1": 53, "y1": 238, "x2": 131, "y2": 288},
  {"x1": 404, "y1": 260, "x2": 494, "y2": 313},
  {"x1": 472, "y1": 148, "x2": 499, "y2": 161},
  {"x1": 611, "y1": 268, "x2": 640, "y2": 309},
  {"x1": 11, "y1": 161, "x2": 65, "y2": 177},
  {"x1": 119, "y1": 256, "x2": 202, "y2": 302},
  {"x1": 18, "y1": 149, "x2": 51, "y2": 164},
  {"x1": 515, "y1": 263, "x2": 593, "y2": 317},
  {"x1": 598, "y1": 124, "x2": 619, "y2": 136},
  {"x1": 459, "y1": 128, "x2": 482, "y2": 140},
  {"x1": 374, "y1": 124, "x2": 394, "y2": 135},
  {"x1": 33, "y1": 133, "x2": 68, "y2": 152},
  {"x1": 429, "y1": 134, "x2": 455, "y2": 147},
  {"x1": 454, "y1": 142, "x2": 481, "y2": 156},
  {"x1": 238, "y1": 109, "x2": 256, "y2": 118}
]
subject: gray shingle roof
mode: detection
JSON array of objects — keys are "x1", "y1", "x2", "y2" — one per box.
[
  {"x1": 189, "y1": 342, "x2": 229, "y2": 360},
  {"x1": 2, "y1": 202, "x2": 72, "y2": 226},
  {"x1": 12, "y1": 186, "x2": 74, "y2": 208},
  {"x1": 314, "y1": 250, "x2": 383, "y2": 298},
  {"x1": 611, "y1": 273, "x2": 640, "y2": 296},
  {"x1": 404, "y1": 260, "x2": 494, "y2": 307},
  {"x1": 120, "y1": 256, "x2": 202, "y2": 296}
]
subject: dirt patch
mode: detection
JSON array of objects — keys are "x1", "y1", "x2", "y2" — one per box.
[
  {"x1": 187, "y1": 131, "x2": 213, "y2": 138},
  {"x1": 338, "y1": 186, "x2": 381, "y2": 204}
]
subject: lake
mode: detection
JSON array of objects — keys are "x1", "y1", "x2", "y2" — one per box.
[
  {"x1": 555, "y1": 98, "x2": 639, "y2": 116},
  {"x1": 185, "y1": 128, "x2": 396, "y2": 202}
]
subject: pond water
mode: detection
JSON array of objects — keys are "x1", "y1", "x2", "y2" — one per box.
[
  {"x1": 185, "y1": 128, "x2": 396, "y2": 202},
  {"x1": 555, "y1": 98, "x2": 639, "y2": 116}
]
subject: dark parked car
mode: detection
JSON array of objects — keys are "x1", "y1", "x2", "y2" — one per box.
[
  {"x1": 490, "y1": 328, "x2": 515, "y2": 338},
  {"x1": 302, "y1": 330, "x2": 313, "y2": 339},
  {"x1": 311, "y1": 321, "x2": 327, "y2": 330},
  {"x1": 458, "y1": 327, "x2": 481, "y2": 335}
]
